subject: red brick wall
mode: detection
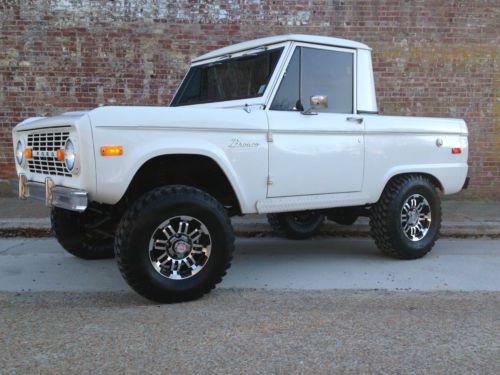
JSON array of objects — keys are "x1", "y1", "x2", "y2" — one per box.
[{"x1": 1, "y1": 0, "x2": 498, "y2": 198}]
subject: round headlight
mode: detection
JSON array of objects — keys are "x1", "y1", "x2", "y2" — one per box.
[
  {"x1": 15, "y1": 141, "x2": 24, "y2": 165},
  {"x1": 64, "y1": 139, "x2": 76, "y2": 171}
]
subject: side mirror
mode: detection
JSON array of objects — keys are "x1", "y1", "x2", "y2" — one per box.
[
  {"x1": 310, "y1": 95, "x2": 328, "y2": 110},
  {"x1": 301, "y1": 95, "x2": 328, "y2": 115}
]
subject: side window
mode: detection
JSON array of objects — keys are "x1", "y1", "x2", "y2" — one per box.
[
  {"x1": 270, "y1": 49, "x2": 301, "y2": 111},
  {"x1": 301, "y1": 47, "x2": 353, "y2": 114},
  {"x1": 270, "y1": 46, "x2": 354, "y2": 114}
]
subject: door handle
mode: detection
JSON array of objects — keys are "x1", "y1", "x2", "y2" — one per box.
[{"x1": 346, "y1": 117, "x2": 363, "y2": 124}]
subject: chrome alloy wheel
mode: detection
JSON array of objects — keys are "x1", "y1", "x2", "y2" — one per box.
[
  {"x1": 400, "y1": 194, "x2": 432, "y2": 242},
  {"x1": 149, "y1": 216, "x2": 212, "y2": 280}
]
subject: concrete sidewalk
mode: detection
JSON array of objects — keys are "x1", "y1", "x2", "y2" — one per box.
[
  {"x1": 2, "y1": 237, "x2": 499, "y2": 292},
  {"x1": 1, "y1": 196, "x2": 499, "y2": 238}
]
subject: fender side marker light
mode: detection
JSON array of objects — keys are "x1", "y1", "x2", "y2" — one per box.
[{"x1": 101, "y1": 146, "x2": 123, "y2": 156}]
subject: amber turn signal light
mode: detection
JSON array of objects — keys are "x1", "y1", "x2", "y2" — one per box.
[
  {"x1": 451, "y1": 147, "x2": 462, "y2": 154},
  {"x1": 100, "y1": 146, "x2": 123, "y2": 156},
  {"x1": 24, "y1": 148, "x2": 32, "y2": 159},
  {"x1": 56, "y1": 149, "x2": 65, "y2": 161}
]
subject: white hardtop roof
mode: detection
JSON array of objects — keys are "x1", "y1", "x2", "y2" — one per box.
[{"x1": 192, "y1": 34, "x2": 371, "y2": 62}]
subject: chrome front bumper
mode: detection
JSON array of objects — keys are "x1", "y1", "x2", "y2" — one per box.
[{"x1": 18, "y1": 174, "x2": 88, "y2": 212}]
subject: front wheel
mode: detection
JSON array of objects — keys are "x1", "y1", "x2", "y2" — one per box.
[
  {"x1": 267, "y1": 211, "x2": 325, "y2": 240},
  {"x1": 370, "y1": 175, "x2": 441, "y2": 259},
  {"x1": 114, "y1": 185, "x2": 234, "y2": 303}
]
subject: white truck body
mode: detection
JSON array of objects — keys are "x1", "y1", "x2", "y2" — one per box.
[{"x1": 12, "y1": 34, "x2": 468, "y2": 214}]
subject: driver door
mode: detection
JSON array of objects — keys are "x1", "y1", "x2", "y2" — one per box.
[{"x1": 267, "y1": 44, "x2": 364, "y2": 197}]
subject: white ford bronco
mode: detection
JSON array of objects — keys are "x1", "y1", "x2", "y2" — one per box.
[{"x1": 12, "y1": 35, "x2": 469, "y2": 302}]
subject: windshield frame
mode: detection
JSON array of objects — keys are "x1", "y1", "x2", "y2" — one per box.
[{"x1": 170, "y1": 42, "x2": 291, "y2": 108}]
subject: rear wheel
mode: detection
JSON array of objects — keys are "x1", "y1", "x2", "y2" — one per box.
[
  {"x1": 267, "y1": 211, "x2": 325, "y2": 240},
  {"x1": 370, "y1": 175, "x2": 441, "y2": 259},
  {"x1": 51, "y1": 207, "x2": 115, "y2": 259},
  {"x1": 114, "y1": 185, "x2": 234, "y2": 303}
]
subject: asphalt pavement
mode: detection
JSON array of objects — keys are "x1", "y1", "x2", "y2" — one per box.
[
  {"x1": 1, "y1": 192, "x2": 500, "y2": 374},
  {"x1": 1, "y1": 290, "x2": 499, "y2": 375},
  {"x1": 1, "y1": 237, "x2": 499, "y2": 374}
]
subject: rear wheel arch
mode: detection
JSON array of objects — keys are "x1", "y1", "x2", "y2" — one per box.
[{"x1": 380, "y1": 172, "x2": 443, "y2": 201}]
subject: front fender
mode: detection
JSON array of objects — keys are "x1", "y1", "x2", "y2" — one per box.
[{"x1": 91, "y1": 127, "x2": 268, "y2": 213}]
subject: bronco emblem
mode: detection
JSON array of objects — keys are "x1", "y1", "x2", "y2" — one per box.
[{"x1": 228, "y1": 138, "x2": 260, "y2": 149}]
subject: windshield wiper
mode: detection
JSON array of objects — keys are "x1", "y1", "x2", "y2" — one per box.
[
  {"x1": 242, "y1": 46, "x2": 268, "y2": 57},
  {"x1": 217, "y1": 54, "x2": 232, "y2": 61}
]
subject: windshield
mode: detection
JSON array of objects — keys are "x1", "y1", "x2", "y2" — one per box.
[{"x1": 171, "y1": 47, "x2": 283, "y2": 106}]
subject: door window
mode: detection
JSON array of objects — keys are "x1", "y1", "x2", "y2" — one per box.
[
  {"x1": 270, "y1": 48, "x2": 301, "y2": 111},
  {"x1": 270, "y1": 46, "x2": 353, "y2": 114}
]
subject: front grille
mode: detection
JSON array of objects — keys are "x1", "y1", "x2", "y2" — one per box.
[{"x1": 26, "y1": 128, "x2": 72, "y2": 177}]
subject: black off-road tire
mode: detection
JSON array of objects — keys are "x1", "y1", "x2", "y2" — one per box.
[
  {"x1": 114, "y1": 185, "x2": 234, "y2": 303},
  {"x1": 267, "y1": 211, "x2": 325, "y2": 240},
  {"x1": 51, "y1": 207, "x2": 115, "y2": 260},
  {"x1": 370, "y1": 175, "x2": 441, "y2": 259}
]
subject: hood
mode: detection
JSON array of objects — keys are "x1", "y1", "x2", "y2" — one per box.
[
  {"x1": 13, "y1": 104, "x2": 262, "y2": 133},
  {"x1": 87, "y1": 105, "x2": 262, "y2": 131},
  {"x1": 13, "y1": 111, "x2": 90, "y2": 132}
]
